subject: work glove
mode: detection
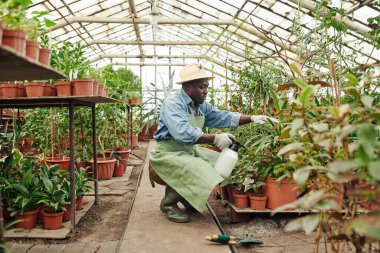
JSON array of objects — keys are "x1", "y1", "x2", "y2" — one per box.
[
  {"x1": 251, "y1": 115, "x2": 278, "y2": 124},
  {"x1": 213, "y1": 133, "x2": 234, "y2": 150}
]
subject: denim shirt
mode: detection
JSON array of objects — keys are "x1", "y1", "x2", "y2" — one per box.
[{"x1": 154, "y1": 89, "x2": 241, "y2": 145}]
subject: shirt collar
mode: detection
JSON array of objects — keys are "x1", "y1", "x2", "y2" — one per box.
[{"x1": 180, "y1": 89, "x2": 193, "y2": 105}]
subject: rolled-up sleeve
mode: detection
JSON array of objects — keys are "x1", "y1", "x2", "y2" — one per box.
[
  {"x1": 162, "y1": 99, "x2": 204, "y2": 145},
  {"x1": 203, "y1": 102, "x2": 241, "y2": 130}
]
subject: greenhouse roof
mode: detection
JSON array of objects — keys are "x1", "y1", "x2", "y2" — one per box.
[{"x1": 29, "y1": 0, "x2": 380, "y2": 82}]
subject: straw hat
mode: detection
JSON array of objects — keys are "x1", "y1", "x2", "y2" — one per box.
[{"x1": 176, "y1": 63, "x2": 214, "y2": 84}]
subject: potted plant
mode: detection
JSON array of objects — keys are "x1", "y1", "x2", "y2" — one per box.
[
  {"x1": 131, "y1": 118, "x2": 142, "y2": 148},
  {"x1": 75, "y1": 168, "x2": 94, "y2": 210},
  {"x1": 128, "y1": 91, "x2": 142, "y2": 105},
  {"x1": 4, "y1": 155, "x2": 43, "y2": 229},
  {"x1": 37, "y1": 168, "x2": 68, "y2": 230},
  {"x1": 0, "y1": 0, "x2": 29, "y2": 55}
]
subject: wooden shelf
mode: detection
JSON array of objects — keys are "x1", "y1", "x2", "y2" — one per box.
[
  {"x1": 0, "y1": 96, "x2": 118, "y2": 108},
  {"x1": 0, "y1": 45, "x2": 66, "y2": 81}
]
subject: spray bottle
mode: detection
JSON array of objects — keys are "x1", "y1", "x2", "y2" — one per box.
[{"x1": 214, "y1": 137, "x2": 244, "y2": 178}]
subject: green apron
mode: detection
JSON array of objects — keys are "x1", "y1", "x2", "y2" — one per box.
[{"x1": 149, "y1": 113, "x2": 224, "y2": 213}]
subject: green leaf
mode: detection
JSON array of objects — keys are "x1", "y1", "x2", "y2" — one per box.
[
  {"x1": 299, "y1": 87, "x2": 314, "y2": 105},
  {"x1": 350, "y1": 213, "x2": 380, "y2": 240},
  {"x1": 294, "y1": 79, "x2": 309, "y2": 89},
  {"x1": 278, "y1": 142, "x2": 303, "y2": 156},
  {"x1": 368, "y1": 161, "x2": 380, "y2": 180},
  {"x1": 329, "y1": 160, "x2": 362, "y2": 174},
  {"x1": 360, "y1": 95, "x2": 374, "y2": 108},
  {"x1": 44, "y1": 18, "x2": 56, "y2": 28},
  {"x1": 346, "y1": 73, "x2": 359, "y2": 85},
  {"x1": 293, "y1": 169, "x2": 310, "y2": 186},
  {"x1": 290, "y1": 118, "x2": 304, "y2": 138},
  {"x1": 311, "y1": 122, "x2": 328, "y2": 132},
  {"x1": 290, "y1": 64, "x2": 302, "y2": 76},
  {"x1": 314, "y1": 199, "x2": 340, "y2": 211},
  {"x1": 302, "y1": 214, "x2": 320, "y2": 235}
]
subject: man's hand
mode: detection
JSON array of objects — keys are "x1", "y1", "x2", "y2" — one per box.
[
  {"x1": 251, "y1": 115, "x2": 278, "y2": 124},
  {"x1": 213, "y1": 133, "x2": 234, "y2": 150}
]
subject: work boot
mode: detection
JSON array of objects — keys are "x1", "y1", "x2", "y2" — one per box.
[
  {"x1": 180, "y1": 198, "x2": 198, "y2": 213},
  {"x1": 160, "y1": 186, "x2": 190, "y2": 223}
]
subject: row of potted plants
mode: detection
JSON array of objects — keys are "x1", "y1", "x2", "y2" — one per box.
[
  {"x1": 0, "y1": 150, "x2": 93, "y2": 230},
  {"x1": 0, "y1": 1, "x2": 55, "y2": 65}
]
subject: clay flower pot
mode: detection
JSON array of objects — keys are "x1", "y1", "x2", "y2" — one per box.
[
  {"x1": 72, "y1": 78, "x2": 94, "y2": 96},
  {"x1": 75, "y1": 161, "x2": 89, "y2": 170},
  {"x1": 15, "y1": 209, "x2": 39, "y2": 229},
  {"x1": 55, "y1": 81, "x2": 72, "y2": 96},
  {"x1": 131, "y1": 135, "x2": 138, "y2": 148},
  {"x1": 113, "y1": 163, "x2": 123, "y2": 177},
  {"x1": 91, "y1": 158, "x2": 116, "y2": 180},
  {"x1": 76, "y1": 196, "x2": 84, "y2": 210},
  {"x1": 42, "y1": 210, "x2": 64, "y2": 230},
  {"x1": 38, "y1": 48, "x2": 51, "y2": 66},
  {"x1": 264, "y1": 178, "x2": 297, "y2": 210},
  {"x1": 26, "y1": 40, "x2": 40, "y2": 61},
  {"x1": 63, "y1": 204, "x2": 72, "y2": 221},
  {"x1": 249, "y1": 194, "x2": 267, "y2": 210},
  {"x1": 1, "y1": 83, "x2": 19, "y2": 98},
  {"x1": 25, "y1": 82, "x2": 44, "y2": 97},
  {"x1": 128, "y1": 98, "x2": 141, "y2": 105},
  {"x1": 17, "y1": 85, "x2": 26, "y2": 97},
  {"x1": 43, "y1": 83, "x2": 51, "y2": 96},
  {"x1": 93, "y1": 80, "x2": 99, "y2": 95},
  {"x1": 2, "y1": 29, "x2": 26, "y2": 55},
  {"x1": 98, "y1": 85, "x2": 105, "y2": 96},
  {"x1": 233, "y1": 192, "x2": 249, "y2": 209},
  {"x1": 45, "y1": 157, "x2": 70, "y2": 170}
]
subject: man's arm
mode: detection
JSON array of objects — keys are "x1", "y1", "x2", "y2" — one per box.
[
  {"x1": 239, "y1": 115, "x2": 252, "y2": 125},
  {"x1": 195, "y1": 133, "x2": 215, "y2": 144}
]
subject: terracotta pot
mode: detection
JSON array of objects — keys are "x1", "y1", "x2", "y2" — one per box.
[
  {"x1": 1, "y1": 83, "x2": 19, "y2": 98},
  {"x1": 149, "y1": 124, "x2": 158, "y2": 137},
  {"x1": 98, "y1": 85, "x2": 105, "y2": 96},
  {"x1": 25, "y1": 82, "x2": 44, "y2": 97},
  {"x1": 233, "y1": 192, "x2": 249, "y2": 209},
  {"x1": 93, "y1": 80, "x2": 99, "y2": 96},
  {"x1": 38, "y1": 48, "x2": 51, "y2": 66},
  {"x1": 63, "y1": 204, "x2": 71, "y2": 221},
  {"x1": 113, "y1": 163, "x2": 123, "y2": 177},
  {"x1": 75, "y1": 161, "x2": 89, "y2": 170},
  {"x1": 25, "y1": 40, "x2": 39, "y2": 61},
  {"x1": 104, "y1": 149, "x2": 131, "y2": 159},
  {"x1": 42, "y1": 211, "x2": 64, "y2": 230},
  {"x1": 15, "y1": 209, "x2": 39, "y2": 229},
  {"x1": 55, "y1": 81, "x2": 72, "y2": 96},
  {"x1": 43, "y1": 83, "x2": 51, "y2": 96},
  {"x1": 76, "y1": 196, "x2": 84, "y2": 210},
  {"x1": 120, "y1": 158, "x2": 128, "y2": 172},
  {"x1": 73, "y1": 78, "x2": 94, "y2": 96},
  {"x1": 50, "y1": 84, "x2": 56, "y2": 96},
  {"x1": 20, "y1": 136, "x2": 34, "y2": 147},
  {"x1": 128, "y1": 98, "x2": 141, "y2": 105},
  {"x1": 2, "y1": 29, "x2": 26, "y2": 55},
  {"x1": 17, "y1": 85, "x2": 26, "y2": 97},
  {"x1": 38, "y1": 206, "x2": 50, "y2": 221},
  {"x1": 0, "y1": 85, "x2": 2, "y2": 98},
  {"x1": 45, "y1": 157, "x2": 70, "y2": 170},
  {"x1": 131, "y1": 135, "x2": 138, "y2": 148},
  {"x1": 264, "y1": 178, "x2": 298, "y2": 210},
  {"x1": 148, "y1": 163, "x2": 166, "y2": 186},
  {"x1": 91, "y1": 158, "x2": 116, "y2": 180},
  {"x1": 249, "y1": 194, "x2": 267, "y2": 210}
]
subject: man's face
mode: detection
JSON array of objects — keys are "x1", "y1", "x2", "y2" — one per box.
[{"x1": 186, "y1": 78, "x2": 209, "y2": 104}]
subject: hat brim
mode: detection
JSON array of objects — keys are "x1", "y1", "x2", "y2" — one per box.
[{"x1": 176, "y1": 76, "x2": 214, "y2": 84}]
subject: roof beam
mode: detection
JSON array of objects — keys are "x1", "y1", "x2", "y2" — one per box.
[
  {"x1": 88, "y1": 40, "x2": 213, "y2": 46},
  {"x1": 90, "y1": 54, "x2": 205, "y2": 62},
  {"x1": 128, "y1": 0, "x2": 144, "y2": 55},
  {"x1": 52, "y1": 17, "x2": 235, "y2": 30},
  {"x1": 111, "y1": 62, "x2": 234, "y2": 82},
  {"x1": 287, "y1": 0, "x2": 372, "y2": 38}
]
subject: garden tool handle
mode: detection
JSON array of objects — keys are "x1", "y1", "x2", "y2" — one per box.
[{"x1": 206, "y1": 234, "x2": 236, "y2": 244}]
